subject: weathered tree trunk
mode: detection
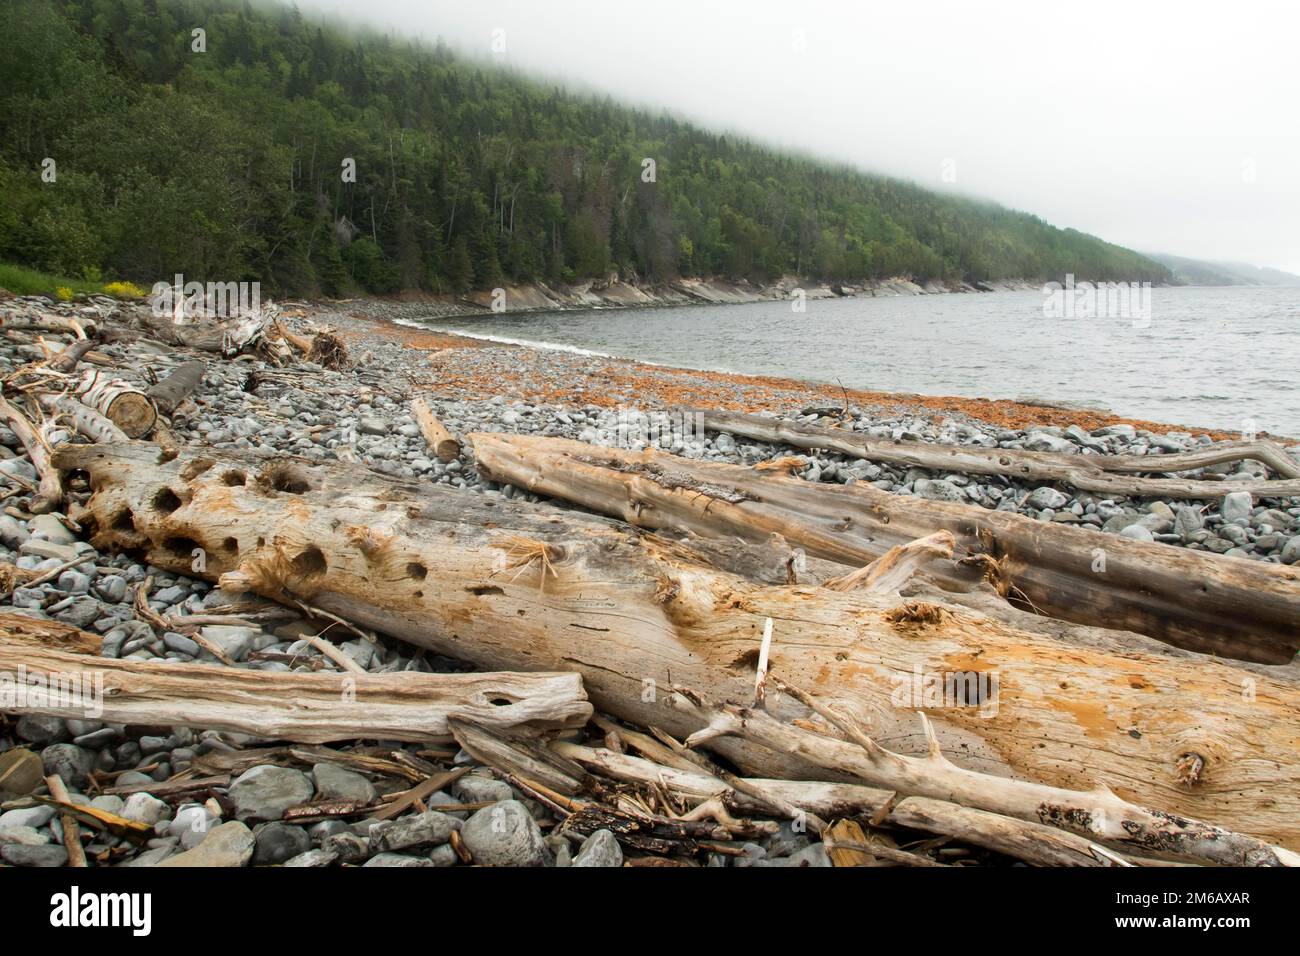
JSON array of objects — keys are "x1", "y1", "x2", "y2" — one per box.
[
  {"x1": 470, "y1": 433, "x2": 1300, "y2": 664},
  {"x1": 146, "y1": 360, "x2": 206, "y2": 416},
  {"x1": 692, "y1": 407, "x2": 1300, "y2": 496},
  {"x1": 0, "y1": 614, "x2": 590, "y2": 742},
  {"x1": 52, "y1": 441, "x2": 1300, "y2": 849}
]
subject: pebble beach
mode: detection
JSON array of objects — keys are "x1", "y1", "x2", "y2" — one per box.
[{"x1": 2, "y1": 292, "x2": 1298, "y2": 869}]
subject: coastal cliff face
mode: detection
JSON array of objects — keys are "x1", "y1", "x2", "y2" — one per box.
[{"x1": 437, "y1": 275, "x2": 1043, "y2": 315}]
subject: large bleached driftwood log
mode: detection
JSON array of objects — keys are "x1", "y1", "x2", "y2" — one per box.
[
  {"x1": 51, "y1": 441, "x2": 1300, "y2": 850},
  {"x1": 0, "y1": 613, "x2": 590, "y2": 742},
  {"x1": 691, "y1": 407, "x2": 1300, "y2": 497},
  {"x1": 470, "y1": 433, "x2": 1300, "y2": 664}
]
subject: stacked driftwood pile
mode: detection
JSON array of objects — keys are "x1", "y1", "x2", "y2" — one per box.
[{"x1": 1, "y1": 294, "x2": 1299, "y2": 867}]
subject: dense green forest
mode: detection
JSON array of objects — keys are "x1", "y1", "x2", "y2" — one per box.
[{"x1": 0, "y1": 0, "x2": 1172, "y2": 297}]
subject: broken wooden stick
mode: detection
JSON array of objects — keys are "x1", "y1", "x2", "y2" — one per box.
[
  {"x1": 47, "y1": 338, "x2": 96, "y2": 374},
  {"x1": 43, "y1": 773, "x2": 88, "y2": 867},
  {"x1": 554, "y1": 742, "x2": 1126, "y2": 867}
]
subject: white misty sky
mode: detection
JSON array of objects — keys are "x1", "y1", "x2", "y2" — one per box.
[{"x1": 297, "y1": 0, "x2": 1300, "y2": 273}]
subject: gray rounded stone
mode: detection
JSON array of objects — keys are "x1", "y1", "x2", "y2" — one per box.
[
  {"x1": 41, "y1": 743, "x2": 95, "y2": 789},
  {"x1": 253, "y1": 822, "x2": 313, "y2": 865},
  {"x1": 572, "y1": 829, "x2": 623, "y2": 867},
  {"x1": 312, "y1": 762, "x2": 377, "y2": 804},
  {"x1": 228, "y1": 765, "x2": 314, "y2": 822},
  {"x1": 1, "y1": 843, "x2": 68, "y2": 867},
  {"x1": 460, "y1": 800, "x2": 548, "y2": 867},
  {"x1": 16, "y1": 715, "x2": 69, "y2": 746}
]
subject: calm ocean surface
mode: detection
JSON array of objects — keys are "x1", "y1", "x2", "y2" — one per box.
[{"x1": 419, "y1": 285, "x2": 1300, "y2": 435}]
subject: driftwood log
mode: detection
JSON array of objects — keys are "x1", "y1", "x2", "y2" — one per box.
[
  {"x1": 145, "y1": 360, "x2": 205, "y2": 416},
  {"x1": 0, "y1": 395, "x2": 62, "y2": 513},
  {"x1": 470, "y1": 433, "x2": 1300, "y2": 664},
  {"x1": 48, "y1": 338, "x2": 96, "y2": 373},
  {"x1": 74, "y1": 368, "x2": 156, "y2": 438},
  {"x1": 38, "y1": 394, "x2": 129, "y2": 444},
  {"x1": 134, "y1": 310, "x2": 227, "y2": 353},
  {"x1": 557, "y1": 743, "x2": 1137, "y2": 867},
  {"x1": 0, "y1": 313, "x2": 87, "y2": 340},
  {"x1": 411, "y1": 396, "x2": 461, "y2": 461},
  {"x1": 0, "y1": 613, "x2": 590, "y2": 742},
  {"x1": 692, "y1": 407, "x2": 1300, "y2": 498},
  {"x1": 50, "y1": 441, "x2": 1300, "y2": 851},
  {"x1": 668, "y1": 683, "x2": 1299, "y2": 867}
]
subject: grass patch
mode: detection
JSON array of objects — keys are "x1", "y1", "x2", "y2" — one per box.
[{"x1": 0, "y1": 261, "x2": 145, "y2": 299}]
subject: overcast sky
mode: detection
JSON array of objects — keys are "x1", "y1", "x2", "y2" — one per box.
[{"x1": 298, "y1": 0, "x2": 1300, "y2": 273}]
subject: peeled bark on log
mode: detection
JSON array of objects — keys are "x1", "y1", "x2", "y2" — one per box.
[
  {"x1": 0, "y1": 620, "x2": 591, "y2": 742},
  {"x1": 38, "y1": 394, "x2": 129, "y2": 444},
  {"x1": 693, "y1": 407, "x2": 1300, "y2": 494},
  {"x1": 145, "y1": 360, "x2": 205, "y2": 416},
  {"x1": 470, "y1": 433, "x2": 1300, "y2": 664},
  {"x1": 0, "y1": 395, "x2": 62, "y2": 513},
  {"x1": 51, "y1": 441, "x2": 1300, "y2": 849},
  {"x1": 411, "y1": 397, "x2": 461, "y2": 461},
  {"x1": 73, "y1": 368, "x2": 156, "y2": 438}
]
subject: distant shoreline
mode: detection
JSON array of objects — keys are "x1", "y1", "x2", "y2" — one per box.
[
  {"x1": 323, "y1": 303, "x2": 1273, "y2": 442},
  {"x1": 323, "y1": 273, "x2": 1178, "y2": 323}
]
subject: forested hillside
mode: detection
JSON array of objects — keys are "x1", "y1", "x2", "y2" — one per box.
[{"x1": 0, "y1": 0, "x2": 1172, "y2": 297}]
